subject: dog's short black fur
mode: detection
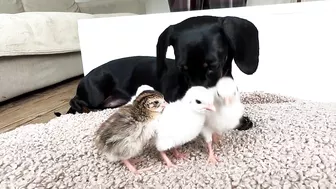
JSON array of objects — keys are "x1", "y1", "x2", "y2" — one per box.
[
  {"x1": 156, "y1": 15, "x2": 259, "y2": 130},
  {"x1": 54, "y1": 56, "x2": 172, "y2": 116}
]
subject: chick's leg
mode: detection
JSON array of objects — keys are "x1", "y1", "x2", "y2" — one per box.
[
  {"x1": 172, "y1": 146, "x2": 189, "y2": 160},
  {"x1": 129, "y1": 157, "x2": 145, "y2": 164},
  {"x1": 212, "y1": 132, "x2": 222, "y2": 145},
  {"x1": 201, "y1": 128, "x2": 220, "y2": 164},
  {"x1": 122, "y1": 159, "x2": 151, "y2": 174},
  {"x1": 160, "y1": 151, "x2": 177, "y2": 168},
  {"x1": 206, "y1": 142, "x2": 219, "y2": 164},
  {"x1": 122, "y1": 159, "x2": 138, "y2": 173}
]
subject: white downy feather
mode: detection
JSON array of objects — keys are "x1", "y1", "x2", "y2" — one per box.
[
  {"x1": 202, "y1": 77, "x2": 244, "y2": 143},
  {"x1": 155, "y1": 86, "x2": 215, "y2": 151}
]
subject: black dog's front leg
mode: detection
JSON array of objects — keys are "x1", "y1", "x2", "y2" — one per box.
[{"x1": 101, "y1": 88, "x2": 131, "y2": 109}]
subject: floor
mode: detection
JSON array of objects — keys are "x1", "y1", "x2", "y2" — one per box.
[{"x1": 0, "y1": 77, "x2": 82, "y2": 134}]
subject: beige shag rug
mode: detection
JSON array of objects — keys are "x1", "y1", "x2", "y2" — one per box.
[{"x1": 1, "y1": 92, "x2": 336, "y2": 189}]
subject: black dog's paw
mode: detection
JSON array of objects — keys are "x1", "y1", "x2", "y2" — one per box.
[
  {"x1": 54, "y1": 112, "x2": 62, "y2": 117},
  {"x1": 236, "y1": 116, "x2": 254, "y2": 131}
]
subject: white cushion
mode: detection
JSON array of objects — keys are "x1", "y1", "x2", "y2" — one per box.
[
  {"x1": 21, "y1": 0, "x2": 80, "y2": 12},
  {"x1": 0, "y1": 12, "x2": 138, "y2": 57},
  {"x1": 0, "y1": 12, "x2": 93, "y2": 57}
]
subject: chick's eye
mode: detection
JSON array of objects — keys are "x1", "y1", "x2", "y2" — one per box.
[
  {"x1": 195, "y1": 99, "x2": 201, "y2": 104},
  {"x1": 154, "y1": 100, "x2": 159, "y2": 105}
]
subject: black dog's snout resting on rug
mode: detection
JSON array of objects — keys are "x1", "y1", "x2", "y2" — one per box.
[{"x1": 55, "y1": 15, "x2": 259, "y2": 131}]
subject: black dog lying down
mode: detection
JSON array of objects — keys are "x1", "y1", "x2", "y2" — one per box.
[
  {"x1": 54, "y1": 56, "x2": 169, "y2": 116},
  {"x1": 55, "y1": 56, "x2": 252, "y2": 130}
]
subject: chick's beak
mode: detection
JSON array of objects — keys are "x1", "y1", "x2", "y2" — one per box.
[
  {"x1": 204, "y1": 104, "x2": 216, "y2": 112},
  {"x1": 224, "y1": 97, "x2": 233, "y2": 105},
  {"x1": 161, "y1": 101, "x2": 168, "y2": 108},
  {"x1": 159, "y1": 101, "x2": 168, "y2": 112}
]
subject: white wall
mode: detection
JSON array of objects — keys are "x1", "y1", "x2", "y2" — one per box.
[{"x1": 78, "y1": 0, "x2": 336, "y2": 102}]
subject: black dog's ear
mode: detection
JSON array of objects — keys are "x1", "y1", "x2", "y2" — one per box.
[
  {"x1": 156, "y1": 25, "x2": 174, "y2": 77},
  {"x1": 219, "y1": 16, "x2": 260, "y2": 75}
]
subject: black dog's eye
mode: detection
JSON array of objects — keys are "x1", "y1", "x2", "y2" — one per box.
[
  {"x1": 195, "y1": 99, "x2": 201, "y2": 104},
  {"x1": 203, "y1": 63, "x2": 208, "y2": 68},
  {"x1": 183, "y1": 65, "x2": 188, "y2": 70}
]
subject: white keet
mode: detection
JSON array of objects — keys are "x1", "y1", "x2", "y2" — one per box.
[
  {"x1": 201, "y1": 76, "x2": 244, "y2": 164},
  {"x1": 155, "y1": 86, "x2": 216, "y2": 167}
]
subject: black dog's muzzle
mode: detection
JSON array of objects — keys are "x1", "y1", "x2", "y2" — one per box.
[
  {"x1": 182, "y1": 66, "x2": 223, "y2": 88},
  {"x1": 204, "y1": 69, "x2": 223, "y2": 87}
]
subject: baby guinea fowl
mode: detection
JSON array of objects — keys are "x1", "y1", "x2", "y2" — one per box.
[
  {"x1": 127, "y1": 85, "x2": 154, "y2": 105},
  {"x1": 201, "y1": 77, "x2": 245, "y2": 164},
  {"x1": 94, "y1": 89, "x2": 167, "y2": 174}
]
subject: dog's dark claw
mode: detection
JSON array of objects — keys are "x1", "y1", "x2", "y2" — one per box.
[{"x1": 236, "y1": 116, "x2": 253, "y2": 131}]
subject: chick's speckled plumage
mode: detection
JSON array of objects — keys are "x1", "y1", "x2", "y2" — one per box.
[
  {"x1": 94, "y1": 89, "x2": 166, "y2": 173},
  {"x1": 127, "y1": 85, "x2": 154, "y2": 105}
]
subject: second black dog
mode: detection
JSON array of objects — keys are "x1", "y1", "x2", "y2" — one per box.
[{"x1": 55, "y1": 56, "x2": 171, "y2": 116}]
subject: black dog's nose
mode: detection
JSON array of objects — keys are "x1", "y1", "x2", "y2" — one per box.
[{"x1": 206, "y1": 79, "x2": 219, "y2": 88}]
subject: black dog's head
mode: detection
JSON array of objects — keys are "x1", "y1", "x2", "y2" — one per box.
[{"x1": 156, "y1": 16, "x2": 259, "y2": 88}]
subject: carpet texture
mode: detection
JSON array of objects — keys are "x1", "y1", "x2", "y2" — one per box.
[{"x1": 1, "y1": 92, "x2": 336, "y2": 188}]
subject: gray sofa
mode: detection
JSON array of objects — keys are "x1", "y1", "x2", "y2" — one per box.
[{"x1": 0, "y1": 0, "x2": 147, "y2": 103}]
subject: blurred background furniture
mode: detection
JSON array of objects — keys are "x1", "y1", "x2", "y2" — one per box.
[{"x1": 0, "y1": 0, "x2": 149, "y2": 103}]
